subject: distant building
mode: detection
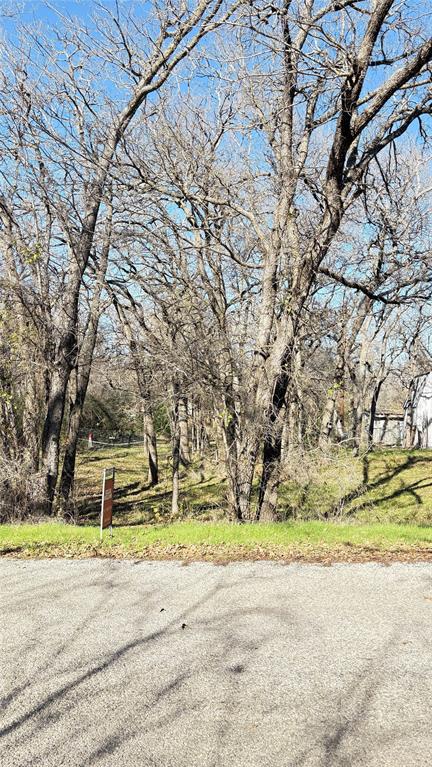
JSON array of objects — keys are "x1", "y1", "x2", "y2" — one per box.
[
  {"x1": 372, "y1": 412, "x2": 404, "y2": 447},
  {"x1": 403, "y1": 372, "x2": 432, "y2": 448}
]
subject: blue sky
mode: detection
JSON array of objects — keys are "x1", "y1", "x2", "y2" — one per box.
[
  {"x1": 0, "y1": 1, "x2": 141, "y2": 34},
  {"x1": 2, "y1": 1, "x2": 430, "y2": 161},
  {"x1": 2, "y1": 1, "x2": 96, "y2": 18}
]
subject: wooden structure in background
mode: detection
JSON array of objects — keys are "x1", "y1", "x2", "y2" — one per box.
[{"x1": 372, "y1": 413, "x2": 404, "y2": 447}]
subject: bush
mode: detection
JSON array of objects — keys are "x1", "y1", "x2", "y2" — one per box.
[{"x1": 0, "y1": 458, "x2": 47, "y2": 522}]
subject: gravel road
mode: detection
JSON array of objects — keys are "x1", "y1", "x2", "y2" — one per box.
[{"x1": 1, "y1": 560, "x2": 432, "y2": 766}]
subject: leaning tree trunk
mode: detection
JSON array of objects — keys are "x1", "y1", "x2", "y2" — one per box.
[
  {"x1": 59, "y1": 329, "x2": 99, "y2": 510},
  {"x1": 40, "y1": 186, "x2": 115, "y2": 513},
  {"x1": 59, "y1": 201, "x2": 113, "y2": 511}
]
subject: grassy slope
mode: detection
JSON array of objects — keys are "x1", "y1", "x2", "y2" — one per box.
[
  {"x1": 279, "y1": 449, "x2": 432, "y2": 525},
  {"x1": 2, "y1": 445, "x2": 432, "y2": 561},
  {"x1": 74, "y1": 442, "x2": 226, "y2": 524},
  {"x1": 75, "y1": 445, "x2": 432, "y2": 525}
]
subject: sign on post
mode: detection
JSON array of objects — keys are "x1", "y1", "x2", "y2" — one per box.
[{"x1": 100, "y1": 467, "x2": 115, "y2": 541}]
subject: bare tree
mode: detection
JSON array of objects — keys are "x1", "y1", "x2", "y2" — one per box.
[
  {"x1": 0, "y1": 0, "x2": 244, "y2": 512},
  {"x1": 225, "y1": 1, "x2": 432, "y2": 518}
]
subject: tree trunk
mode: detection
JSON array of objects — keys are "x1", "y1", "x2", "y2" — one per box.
[
  {"x1": 41, "y1": 367, "x2": 69, "y2": 513},
  {"x1": 143, "y1": 409, "x2": 158, "y2": 486},
  {"x1": 258, "y1": 428, "x2": 283, "y2": 522},
  {"x1": 171, "y1": 387, "x2": 180, "y2": 516},
  {"x1": 59, "y1": 202, "x2": 113, "y2": 512},
  {"x1": 23, "y1": 391, "x2": 41, "y2": 473},
  {"x1": 349, "y1": 319, "x2": 372, "y2": 455},
  {"x1": 367, "y1": 379, "x2": 383, "y2": 450},
  {"x1": 221, "y1": 399, "x2": 242, "y2": 521},
  {"x1": 319, "y1": 366, "x2": 344, "y2": 448},
  {"x1": 59, "y1": 354, "x2": 96, "y2": 514},
  {"x1": 256, "y1": 355, "x2": 292, "y2": 521},
  {"x1": 226, "y1": 439, "x2": 259, "y2": 522},
  {"x1": 222, "y1": 415, "x2": 240, "y2": 520},
  {"x1": 59, "y1": 390, "x2": 83, "y2": 514},
  {"x1": 220, "y1": 383, "x2": 258, "y2": 522},
  {"x1": 178, "y1": 395, "x2": 190, "y2": 466}
]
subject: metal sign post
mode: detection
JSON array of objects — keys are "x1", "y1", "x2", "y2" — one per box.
[{"x1": 100, "y1": 467, "x2": 115, "y2": 541}]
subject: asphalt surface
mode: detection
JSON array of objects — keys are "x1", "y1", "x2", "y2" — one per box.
[{"x1": 1, "y1": 560, "x2": 432, "y2": 767}]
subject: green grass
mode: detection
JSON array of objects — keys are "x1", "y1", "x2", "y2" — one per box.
[
  {"x1": 75, "y1": 442, "x2": 226, "y2": 525},
  {"x1": 2, "y1": 445, "x2": 432, "y2": 562},
  {"x1": 74, "y1": 445, "x2": 432, "y2": 527},
  {"x1": 278, "y1": 449, "x2": 432, "y2": 524},
  {"x1": 350, "y1": 451, "x2": 432, "y2": 523},
  {"x1": 1, "y1": 520, "x2": 432, "y2": 561}
]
